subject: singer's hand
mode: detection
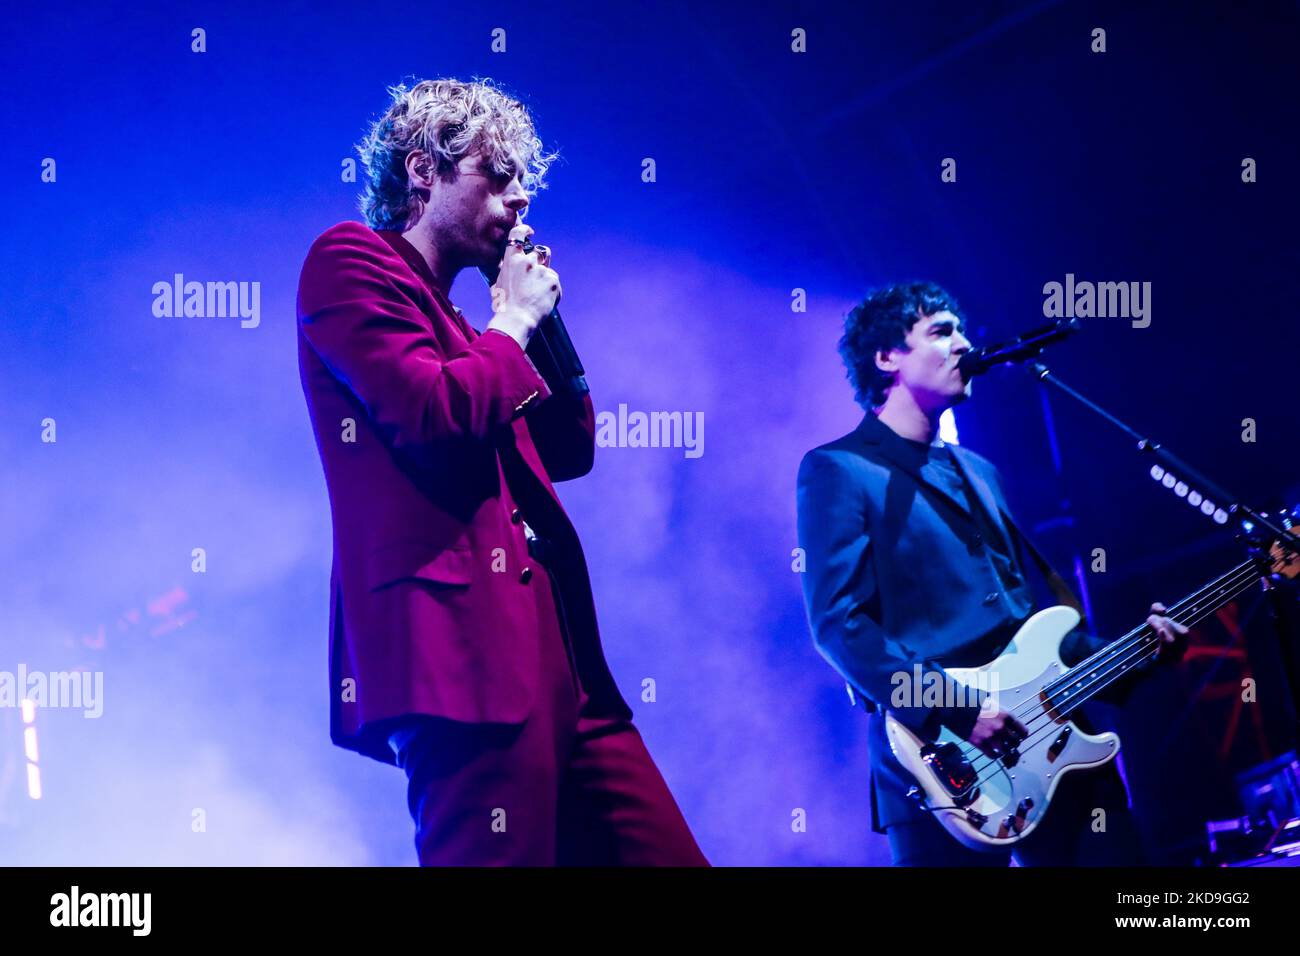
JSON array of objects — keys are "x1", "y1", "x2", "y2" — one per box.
[{"x1": 486, "y1": 222, "x2": 562, "y2": 349}]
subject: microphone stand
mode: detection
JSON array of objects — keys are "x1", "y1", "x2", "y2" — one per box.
[
  {"x1": 1027, "y1": 361, "x2": 1297, "y2": 553},
  {"x1": 1024, "y1": 360, "x2": 1300, "y2": 744}
]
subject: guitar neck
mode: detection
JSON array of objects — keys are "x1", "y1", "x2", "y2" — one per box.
[{"x1": 1044, "y1": 557, "x2": 1264, "y2": 713}]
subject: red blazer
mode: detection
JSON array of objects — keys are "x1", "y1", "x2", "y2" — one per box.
[{"x1": 296, "y1": 221, "x2": 630, "y2": 765}]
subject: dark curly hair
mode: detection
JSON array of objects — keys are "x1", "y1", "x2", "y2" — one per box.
[{"x1": 838, "y1": 282, "x2": 964, "y2": 410}]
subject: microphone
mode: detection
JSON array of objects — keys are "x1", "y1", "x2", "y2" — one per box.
[
  {"x1": 480, "y1": 238, "x2": 589, "y2": 399},
  {"x1": 958, "y1": 318, "x2": 1081, "y2": 379}
]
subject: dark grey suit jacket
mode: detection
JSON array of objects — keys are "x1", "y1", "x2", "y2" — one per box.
[{"x1": 796, "y1": 413, "x2": 1132, "y2": 831}]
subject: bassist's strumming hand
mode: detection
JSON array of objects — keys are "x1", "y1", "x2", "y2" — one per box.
[{"x1": 966, "y1": 709, "x2": 1029, "y2": 759}]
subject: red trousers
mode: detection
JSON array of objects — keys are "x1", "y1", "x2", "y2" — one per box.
[{"x1": 390, "y1": 548, "x2": 708, "y2": 866}]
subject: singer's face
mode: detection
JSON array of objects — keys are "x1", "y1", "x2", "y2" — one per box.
[
  {"x1": 881, "y1": 310, "x2": 973, "y2": 410},
  {"x1": 434, "y1": 149, "x2": 531, "y2": 268}
]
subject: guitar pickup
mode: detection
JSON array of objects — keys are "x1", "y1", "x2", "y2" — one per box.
[
  {"x1": 922, "y1": 742, "x2": 978, "y2": 797},
  {"x1": 1047, "y1": 726, "x2": 1071, "y2": 761}
]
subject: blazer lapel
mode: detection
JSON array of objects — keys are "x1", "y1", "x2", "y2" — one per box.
[
  {"x1": 852, "y1": 415, "x2": 971, "y2": 519},
  {"x1": 374, "y1": 229, "x2": 479, "y2": 342},
  {"x1": 949, "y1": 444, "x2": 1014, "y2": 552},
  {"x1": 375, "y1": 229, "x2": 566, "y2": 511}
]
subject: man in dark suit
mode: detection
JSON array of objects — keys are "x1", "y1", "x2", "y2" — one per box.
[
  {"x1": 296, "y1": 78, "x2": 706, "y2": 865},
  {"x1": 796, "y1": 282, "x2": 1186, "y2": 865}
]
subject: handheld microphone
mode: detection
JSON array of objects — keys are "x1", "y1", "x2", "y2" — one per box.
[
  {"x1": 958, "y1": 318, "x2": 1081, "y2": 379},
  {"x1": 480, "y1": 239, "x2": 589, "y2": 399}
]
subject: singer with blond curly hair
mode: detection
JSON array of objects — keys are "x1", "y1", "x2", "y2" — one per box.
[{"x1": 297, "y1": 77, "x2": 707, "y2": 866}]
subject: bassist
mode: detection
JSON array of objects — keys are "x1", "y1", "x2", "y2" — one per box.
[{"x1": 795, "y1": 282, "x2": 1187, "y2": 866}]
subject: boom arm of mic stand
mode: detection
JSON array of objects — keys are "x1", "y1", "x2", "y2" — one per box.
[{"x1": 1028, "y1": 361, "x2": 1300, "y2": 560}]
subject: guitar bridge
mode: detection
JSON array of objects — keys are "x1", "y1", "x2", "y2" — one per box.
[{"x1": 920, "y1": 742, "x2": 979, "y2": 805}]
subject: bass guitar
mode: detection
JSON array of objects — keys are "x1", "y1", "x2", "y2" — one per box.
[{"x1": 885, "y1": 532, "x2": 1299, "y2": 849}]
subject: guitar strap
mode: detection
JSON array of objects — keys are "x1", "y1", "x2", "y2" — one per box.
[
  {"x1": 997, "y1": 509, "x2": 1086, "y2": 619},
  {"x1": 845, "y1": 462, "x2": 1089, "y2": 717}
]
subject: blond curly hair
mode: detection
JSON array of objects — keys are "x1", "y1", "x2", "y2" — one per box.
[{"x1": 355, "y1": 77, "x2": 558, "y2": 230}]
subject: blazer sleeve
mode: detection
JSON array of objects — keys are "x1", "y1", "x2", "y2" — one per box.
[
  {"x1": 297, "y1": 224, "x2": 551, "y2": 449},
  {"x1": 524, "y1": 391, "x2": 596, "y2": 482},
  {"x1": 797, "y1": 449, "x2": 986, "y2": 740}
]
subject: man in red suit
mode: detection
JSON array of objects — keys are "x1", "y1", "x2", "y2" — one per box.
[{"x1": 296, "y1": 78, "x2": 707, "y2": 866}]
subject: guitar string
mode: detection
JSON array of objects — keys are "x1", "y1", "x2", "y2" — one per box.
[
  {"x1": 1043, "y1": 558, "x2": 1261, "y2": 700},
  {"x1": 988, "y1": 559, "x2": 1257, "y2": 732},
  {"x1": 957, "y1": 558, "x2": 1258, "y2": 782},
  {"x1": 1016, "y1": 559, "x2": 1259, "y2": 722},
  {"x1": 962, "y1": 566, "x2": 1262, "y2": 796},
  {"x1": 958, "y1": 562, "x2": 1263, "y2": 792},
  {"x1": 964, "y1": 562, "x2": 1262, "y2": 783},
  {"x1": 956, "y1": 566, "x2": 1262, "y2": 814},
  {"x1": 1015, "y1": 561, "x2": 1261, "y2": 728}
]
